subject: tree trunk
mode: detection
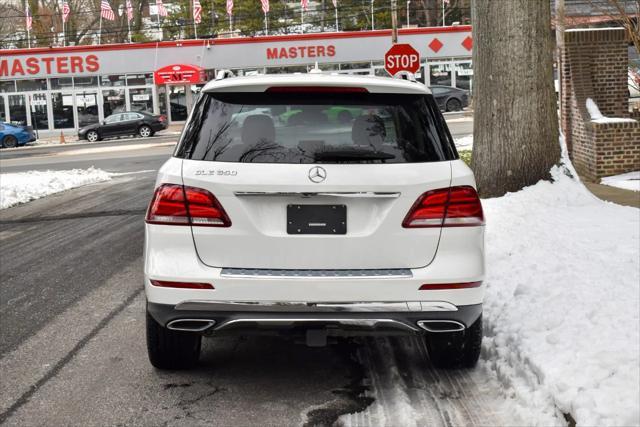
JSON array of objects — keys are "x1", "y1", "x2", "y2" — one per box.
[{"x1": 471, "y1": 0, "x2": 560, "y2": 198}]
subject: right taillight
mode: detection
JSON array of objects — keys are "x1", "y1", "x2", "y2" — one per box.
[
  {"x1": 402, "y1": 186, "x2": 484, "y2": 228},
  {"x1": 145, "y1": 184, "x2": 231, "y2": 227}
]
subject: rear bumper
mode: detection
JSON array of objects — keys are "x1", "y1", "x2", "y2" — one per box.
[{"x1": 147, "y1": 300, "x2": 483, "y2": 335}]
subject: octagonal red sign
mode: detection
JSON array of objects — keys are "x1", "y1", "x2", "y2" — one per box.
[{"x1": 384, "y1": 44, "x2": 420, "y2": 76}]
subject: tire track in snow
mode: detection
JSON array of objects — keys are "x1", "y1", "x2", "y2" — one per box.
[{"x1": 339, "y1": 336, "x2": 523, "y2": 427}]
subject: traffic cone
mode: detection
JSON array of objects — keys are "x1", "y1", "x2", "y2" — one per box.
[{"x1": 60, "y1": 131, "x2": 66, "y2": 144}]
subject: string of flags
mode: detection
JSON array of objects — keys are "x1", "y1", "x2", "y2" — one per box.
[{"x1": 21, "y1": 0, "x2": 360, "y2": 46}]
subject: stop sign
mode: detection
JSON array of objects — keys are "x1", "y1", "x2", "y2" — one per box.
[{"x1": 384, "y1": 44, "x2": 420, "y2": 76}]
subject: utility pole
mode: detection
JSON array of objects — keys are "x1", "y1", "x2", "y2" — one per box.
[{"x1": 391, "y1": 0, "x2": 398, "y2": 43}]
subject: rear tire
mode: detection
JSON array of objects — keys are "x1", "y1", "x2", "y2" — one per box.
[
  {"x1": 138, "y1": 125, "x2": 152, "y2": 138},
  {"x1": 146, "y1": 310, "x2": 201, "y2": 370},
  {"x1": 425, "y1": 315, "x2": 482, "y2": 369},
  {"x1": 2, "y1": 135, "x2": 18, "y2": 148},
  {"x1": 446, "y1": 98, "x2": 462, "y2": 112}
]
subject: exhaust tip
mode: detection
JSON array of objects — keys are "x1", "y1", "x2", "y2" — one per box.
[
  {"x1": 417, "y1": 320, "x2": 465, "y2": 333},
  {"x1": 167, "y1": 319, "x2": 216, "y2": 332}
]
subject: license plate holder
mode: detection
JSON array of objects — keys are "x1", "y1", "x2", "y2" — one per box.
[{"x1": 287, "y1": 204, "x2": 347, "y2": 235}]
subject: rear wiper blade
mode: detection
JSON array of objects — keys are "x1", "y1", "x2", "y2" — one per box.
[{"x1": 314, "y1": 149, "x2": 396, "y2": 162}]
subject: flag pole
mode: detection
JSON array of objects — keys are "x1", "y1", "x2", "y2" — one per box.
[
  {"x1": 98, "y1": 13, "x2": 102, "y2": 45},
  {"x1": 264, "y1": 11, "x2": 268, "y2": 35},
  {"x1": 157, "y1": 9, "x2": 161, "y2": 41},
  {"x1": 127, "y1": 15, "x2": 132, "y2": 43},
  {"x1": 334, "y1": 4, "x2": 338, "y2": 31},
  {"x1": 193, "y1": 0, "x2": 198, "y2": 39},
  {"x1": 301, "y1": 8, "x2": 304, "y2": 30},
  {"x1": 62, "y1": 15, "x2": 65, "y2": 46},
  {"x1": 441, "y1": 0, "x2": 445, "y2": 26},
  {"x1": 371, "y1": 0, "x2": 374, "y2": 30}
]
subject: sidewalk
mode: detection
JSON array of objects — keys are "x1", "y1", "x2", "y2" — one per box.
[
  {"x1": 584, "y1": 182, "x2": 640, "y2": 208},
  {"x1": 31, "y1": 123, "x2": 184, "y2": 145}
]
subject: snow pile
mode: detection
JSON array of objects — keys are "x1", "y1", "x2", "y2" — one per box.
[
  {"x1": 0, "y1": 167, "x2": 111, "y2": 209},
  {"x1": 482, "y1": 167, "x2": 640, "y2": 425},
  {"x1": 585, "y1": 98, "x2": 636, "y2": 123},
  {"x1": 601, "y1": 171, "x2": 640, "y2": 192},
  {"x1": 454, "y1": 134, "x2": 473, "y2": 150}
]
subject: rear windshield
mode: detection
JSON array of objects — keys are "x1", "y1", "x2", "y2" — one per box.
[{"x1": 176, "y1": 92, "x2": 457, "y2": 164}]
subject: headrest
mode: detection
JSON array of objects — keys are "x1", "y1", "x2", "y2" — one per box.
[{"x1": 241, "y1": 114, "x2": 275, "y2": 145}]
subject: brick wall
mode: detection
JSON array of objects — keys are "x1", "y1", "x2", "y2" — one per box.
[{"x1": 560, "y1": 28, "x2": 640, "y2": 182}]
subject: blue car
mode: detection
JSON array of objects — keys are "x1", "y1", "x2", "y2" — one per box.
[{"x1": 0, "y1": 122, "x2": 36, "y2": 148}]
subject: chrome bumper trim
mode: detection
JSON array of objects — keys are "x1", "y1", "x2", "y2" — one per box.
[
  {"x1": 214, "y1": 318, "x2": 420, "y2": 332},
  {"x1": 233, "y1": 191, "x2": 400, "y2": 199},
  {"x1": 220, "y1": 268, "x2": 413, "y2": 279},
  {"x1": 175, "y1": 300, "x2": 458, "y2": 313}
]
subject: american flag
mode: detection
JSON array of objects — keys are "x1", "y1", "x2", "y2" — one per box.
[
  {"x1": 25, "y1": 6, "x2": 33, "y2": 30},
  {"x1": 62, "y1": 1, "x2": 70, "y2": 23},
  {"x1": 100, "y1": 0, "x2": 115, "y2": 20},
  {"x1": 193, "y1": 0, "x2": 202, "y2": 23},
  {"x1": 332, "y1": 0, "x2": 337, "y2": 7},
  {"x1": 156, "y1": 0, "x2": 168, "y2": 17},
  {"x1": 226, "y1": 0, "x2": 233, "y2": 16},
  {"x1": 126, "y1": 0, "x2": 134, "y2": 22},
  {"x1": 260, "y1": 0, "x2": 269, "y2": 14},
  {"x1": 300, "y1": 0, "x2": 309, "y2": 11}
]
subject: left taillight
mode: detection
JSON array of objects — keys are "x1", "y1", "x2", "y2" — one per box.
[
  {"x1": 145, "y1": 184, "x2": 231, "y2": 227},
  {"x1": 402, "y1": 186, "x2": 484, "y2": 228}
]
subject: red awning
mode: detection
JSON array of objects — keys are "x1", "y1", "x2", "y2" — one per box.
[{"x1": 154, "y1": 64, "x2": 206, "y2": 85}]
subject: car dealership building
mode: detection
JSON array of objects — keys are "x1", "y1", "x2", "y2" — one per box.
[{"x1": 0, "y1": 26, "x2": 472, "y2": 134}]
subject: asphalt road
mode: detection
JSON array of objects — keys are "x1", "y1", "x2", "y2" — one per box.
[{"x1": 0, "y1": 121, "x2": 524, "y2": 426}]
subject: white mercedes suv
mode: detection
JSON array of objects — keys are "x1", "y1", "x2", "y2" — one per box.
[{"x1": 144, "y1": 73, "x2": 485, "y2": 370}]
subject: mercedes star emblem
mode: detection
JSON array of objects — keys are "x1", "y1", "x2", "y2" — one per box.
[{"x1": 308, "y1": 166, "x2": 327, "y2": 183}]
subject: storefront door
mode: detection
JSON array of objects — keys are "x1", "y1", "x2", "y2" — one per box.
[
  {"x1": 28, "y1": 93, "x2": 49, "y2": 132},
  {"x1": 75, "y1": 91, "x2": 100, "y2": 128},
  {"x1": 51, "y1": 92, "x2": 75, "y2": 129},
  {"x1": 168, "y1": 85, "x2": 189, "y2": 122},
  {"x1": 8, "y1": 94, "x2": 28, "y2": 126}
]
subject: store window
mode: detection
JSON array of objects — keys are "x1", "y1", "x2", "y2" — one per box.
[
  {"x1": 52, "y1": 93, "x2": 75, "y2": 129},
  {"x1": 8, "y1": 94, "x2": 27, "y2": 125},
  {"x1": 30, "y1": 93, "x2": 49, "y2": 130},
  {"x1": 129, "y1": 87, "x2": 153, "y2": 114},
  {"x1": 102, "y1": 89, "x2": 126, "y2": 118},
  {"x1": 100, "y1": 75, "x2": 127, "y2": 87},
  {"x1": 0, "y1": 95, "x2": 6, "y2": 122},
  {"x1": 169, "y1": 86, "x2": 188, "y2": 121},
  {"x1": 50, "y1": 77, "x2": 74, "y2": 90},
  {"x1": 157, "y1": 85, "x2": 167, "y2": 117},
  {"x1": 429, "y1": 63, "x2": 452, "y2": 87},
  {"x1": 16, "y1": 79, "x2": 47, "y2": 92},
  {"x1": 74, "y1": 76, "x2": 98, "y2": 88},
  {"x1": 0, "y1": 81, "x2": 16, "y2": 93},
  {"x1": 455, "y1": 62, "x2": 473, "y2": 91},
  {"x1": 127, "y1": 73, "x2": 153, "y2": 86},
  {"x1": 76, "y1": 92, "x2": 99, "y2": 128}
]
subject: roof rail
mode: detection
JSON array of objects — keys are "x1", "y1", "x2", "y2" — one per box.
[
  {"x1": 215, "y1": 69, "x2": 236, "y2": 80},
  {"x1": 393, "y1": 71, "x2": 417, "y2": 82}
]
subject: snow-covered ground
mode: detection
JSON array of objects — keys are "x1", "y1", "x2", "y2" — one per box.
[
  {"x1": 601, "y1": 171, "x2": 640, "y2": 192},
  {"x1": 454, "y1": 135, "x2": 473, "y2": 150},
  {"x1": 0, "y1": 168, "x2": 111, "y2": 210},
  {"x1": 482, "y1": 165, "x2": 639, "y2": 425}
]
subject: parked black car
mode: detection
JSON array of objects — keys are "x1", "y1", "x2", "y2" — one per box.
[
  {"x1": 78, "y1": 111, "x2": 168, "y2": 142},
  {"x1": 429, "y1": 85, "x2": 469, "y2": 112}
]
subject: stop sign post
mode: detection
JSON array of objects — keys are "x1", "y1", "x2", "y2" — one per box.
[{"x1": 384, "y1": 44, "x2": 420, "y2": 76}]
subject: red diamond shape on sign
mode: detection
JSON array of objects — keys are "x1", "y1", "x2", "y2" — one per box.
[
  {"x1": 462, "y1": 36, "x2": 473, "y2": 51},
  {"x1": 428, "y1": 38, "x2": 443, "y2": 53}
]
